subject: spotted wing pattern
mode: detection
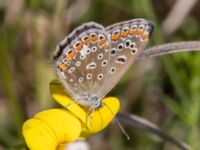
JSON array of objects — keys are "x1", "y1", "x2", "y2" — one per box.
[
  {"x1": 98, "y1": 19, "x2": 155, "y2": 97},
  {"x1": 53, "y1": 22, "x2": 111, "y2": 106},
  {"x1": 53, "y1": 19, "x2": 155, "y2": 108}
]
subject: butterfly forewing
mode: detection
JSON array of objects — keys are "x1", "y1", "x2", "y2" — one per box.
[
  {"x1": 98, "y1": 19, "x2": 155, "y2": 97},
  {"x1": 53, "y1": 22, "x2": 111, "y2": 106}
]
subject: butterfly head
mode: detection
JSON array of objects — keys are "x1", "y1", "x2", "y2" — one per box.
[{"x1": 77, "y1": 94, "x2": 102, "y2": 109}]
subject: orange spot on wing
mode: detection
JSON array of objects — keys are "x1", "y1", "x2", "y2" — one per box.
[
  {"x1": 91, "y1": 36, "x2": 97, "y2": 42},
  {"x1": 136, "y1": 30, "x2": 143, "y2": 35},
  {"x1": 129, "y1": 29, "x2": 137, "y2": 35},
  {"x1": 121, "y1": 31, "x2": 128, "y2": 38},
  {"x1": 105, "y1": 43, "x2": 110, "y2": 49},
  {"x1": 111, "y1": 33, "x2": 120, "y2": 41},
  {"x1": 74, "y1": 43, "x2": 83, "y2": 51},
  {"x1": 58, "y1": 63, "x2": 67, "y2": 71},
  {"x1": 66, "y1": 51, "x2": 76, "y2": 58},
  {"x1": 82, "y1": 39, "x2": 90, "y2": 45},
  {"x1": 98, "y1": 39, "x2": 106, "y2": 46}
]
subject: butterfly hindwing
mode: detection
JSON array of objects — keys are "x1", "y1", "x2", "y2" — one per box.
[{"x1": 98, "y1": 19, "x2": 155, "y2": 97}]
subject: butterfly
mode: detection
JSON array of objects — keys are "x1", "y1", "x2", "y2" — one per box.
[{"x1": 53, "y1": 18, "x2": 155, "y2": 109}]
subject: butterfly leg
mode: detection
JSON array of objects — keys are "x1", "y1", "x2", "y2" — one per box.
[
  {"x1": 102, "y1": 102, "x2": 130, "y2": 140},
  {"x1": 86, "y1": 107, "x2": 95, "y2": 128}
]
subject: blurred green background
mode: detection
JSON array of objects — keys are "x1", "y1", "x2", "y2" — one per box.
[{"x1": 0, "y1": 0, "x2": 200, "y2": 149}]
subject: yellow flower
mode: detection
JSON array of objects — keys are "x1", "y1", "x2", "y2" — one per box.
[{"x1": 23, "y1": 80, "x2": 120, "y2": 150}]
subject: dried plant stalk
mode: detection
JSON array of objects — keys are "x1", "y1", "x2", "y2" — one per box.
[
  {"x1": 137, "y1": 41, "x2": 200, "y2": 61},
  {"x1": 162, "y1": 0, "x2": 198, "y2": 36},
  {"x1": 117, "y1": 113, "x2": 192, "y2": 150}
]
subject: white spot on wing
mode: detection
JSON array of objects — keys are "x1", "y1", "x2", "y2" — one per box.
[
  {"x1": 86, "y1": 74, "x2": 92, "y2": 80},
  {"x1": 97, "y1": 53, "x2": 103, "y2": 60},
  {"x1": 79, "y1": 77, "x2": 83, "y2": 82},
  {"x1": 92, "y1": 46, "x2": 97, "y2": 52},
  {"x1": 60, "y1": 72, "x2": 66, "y2": 78},
  {"x1": 80, "y1": 45, "x2": 88, "y2": 56},
  {"x1": 69, "y1": 78, "x2": 74, "y2": 82},
  {"x1": 97, "y1": 74, "x2": 103, "y2": 80},
  {"x1": 76, "y1": 61, "x2": 81, "y2": 67},
  {"x1": 131, "y1": 48, "x2": 137, "y2": 54},
  {"x1": 68, "y1": 67, "x2": 75, "y2": 73},
  {"x1": 101, "y1": 60, "x2": 108, "y2": 67},
  {"x1": 109, "y1": 67, "x2": 116, "y2": 74},
  {"x1": 115, "y1": 55, "x2": 127, "y2": 64},
  {"x1": 86, "y1": 62, "x2": 97, "y2": 69}
]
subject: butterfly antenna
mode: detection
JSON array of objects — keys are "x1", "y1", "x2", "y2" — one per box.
[{"x1": 102, "y1": 102, "x2": 130, "y2": 140}]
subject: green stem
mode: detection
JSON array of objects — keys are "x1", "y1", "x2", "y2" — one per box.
[{"x1": 0, "y1": 28, "x2": 24, "y2": 137}]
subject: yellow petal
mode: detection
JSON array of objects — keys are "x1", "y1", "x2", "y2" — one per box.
[
  {"x1": 49, "y1": 80, "x2": 120, "y2": 136},
  {"x1": 81, "y1": 97, "x2": 120, "y2": 136},
  {"x1": 23, "y1": 109, "x2": 81, "y2": 150},
  {"x1": 23, "y1": 118, "x2": 57, "y2": 150},
  {"x1": 50, "y1": 80, "x2": 87, "y2": 123}
]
